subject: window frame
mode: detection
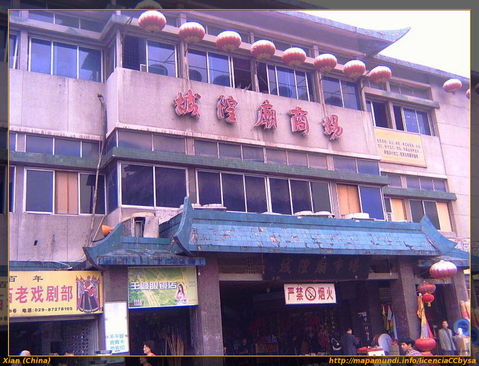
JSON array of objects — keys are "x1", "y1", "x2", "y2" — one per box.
[
  {"x1": 366, "y1": 99, "x2": 390, "y2": 128},
  {"x1": 78, "y1": 173, "x2": 107, "y2": 215},
  {"x1": 9, "y1": 166, "x2": 15, "y2": 213},
  {"x1": 24, "y1": 167, "x2": 54, "y2": 214},
  {"x1": 392, "y1": 104, "x2": 433, "y2": 136},
  {"x1": 322, "y1": 76, "x2": 360, "y2": 110},
  {"x1": 188, "y1": 48, "x2": 233, "y2": 87},
  {"x1": 337, "y1": 183, "x2": 385, "y2": 219},
  {"x1": 264, "y1": 62, "x2": 313, "y2": 102},
  {"x1": 9, "y1": 33, "x2": 19, "y2": 69},
  {"x1": 144, "y1": 39, "x2": 178, "y2": 77}
]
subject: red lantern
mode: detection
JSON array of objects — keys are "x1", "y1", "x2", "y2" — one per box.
[
  {"x1": 138, "y1": 10, "x2": 166, "y2": 32},
  {"x1": 443, "y1": 78, "x2": 462, "y2": 93},
  {"x1": 415, "y1": 338, "x2": 436, "y2": 352},
  {"x1": 282, "y1": 47, "x2": 307, "y2": 67},
  {"x1": 466, "y1": 89, "x2": 470, "y2": 99},
  {"x1": 422, "y1": 293, "x2": 435, "y2": 307},
  {"x1": 417, "y1": 282, "x2": 436, "y2": 295},
  {"x1": 368, "y1": 66, "x2": 392, "y2": 83},
  {"x1": 313, "y1": 53, "x2": 337, "y2": 73},
  {"x1": 251, "y1": 40, "x2": 276, "y2": 60},
  {"x1": 343, "y1": 60, "x2": 366, "y2": 78},
  {"x1": 216, "y1": 31, "x2": 242, "y2": 52},
  {"x1": 179, "y1": 22, "x2": 205, "y2": 43},
  {"x1": 135, "y1": 0, "x2": 162, "y2": 8},
  {"x1": 429, "y1": 260, "x2": 457, "y2": 279}
]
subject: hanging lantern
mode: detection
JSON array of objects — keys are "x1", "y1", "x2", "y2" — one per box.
[
  {"x1": 343, "y1": 60, "x2": 366, "y2": 78},
  {"x1": 251, "y1": 40, "x2": 276, "y2": 60},
  {"x1": 135, "y1": 0, "x2": 162, "y2": 8},
  {"x1": 178, "y1": 22, "x2": 205, "y2": 43},
  {"x1": 429, "y1": 260, "x2": 457, "y2": 279},
  {"x1": 415, "y1": 337, "x2": 436, "y2": 352},
  {"x1": 282, "y1": 47, "x2": 307, "y2": 67},
  {"x1": 138, "y1": 10, "x2": 166, "y2": 32},
  {"x1": 101, "y1": 225, "x2": 113, "y2": 237},
  {"x1": 368, "y1": 66, "x2": 392, "y2": 83},
  {"x1": 442, "y1": 78, "x2": 462, "y2": 93},
  {"x1": 422, "y1": 293, "x2": 435, "y2": 307},
  {"x1": 313, "y1": 53, "x2": 337, "y2": 73},
  {"x1": 417, "y1": 282, "x2": 436, "y2": 295},
  {"x1": 216, "y1": 31, "x2": 242, "y2": 52},
  {"x1": 466, "y1": 89, "x2": 470, "y2": 99}
]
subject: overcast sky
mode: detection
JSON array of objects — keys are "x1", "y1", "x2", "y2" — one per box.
[{"x1": 303, "y1": 10, "x2": 470, "y2": 78}]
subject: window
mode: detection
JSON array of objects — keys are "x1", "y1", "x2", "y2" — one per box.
[
  {"x1": 334, "y1": 156, "x2": 379, "y2": 175},
  {"x1": 406, "y1": 175, "x2": 447, "y2": 192},
  {"x1": 322, "y1": 77, "x2": 360, "y2": 110},
  {"x1": 242, "y1": 146, "x2": 264, "y2": 162},
  {"x1": 9, "y1": 166, "x2": 14, "y2": 212},
  {"x1": 153, "y1": 135, "x2": 185, "y2": 154},
  {"x1": 155, "y1": 167, "x2": 187, "y2": 208},
  {"x1": 290, "y1": 179, "x2": 311, "y2": 213},
  {"x1": 9, "y1": 34, "x2": 18, "y2": 69},
  {"x1": 288, "y1": 151, "x2": 308, "y2": 167},
  {"x1": 337, "y1": 185, "x2": 360, "y2": 218},
  {"x1": 25, "y1": 169, "x2": 53, "y2": 212},
  {"x1": 232, "y1": 57, "x2": 252, "y2": 90},
  {"x1": 269, "y1": 178, "x2": 291, "y2": 214},
  {"x1": 28, "y1": 11, "x2": 104, "y2": 32},
  {"x1": 121, "y1": 164, "x2": 154, "y2": 206},
  {"x1": 383, "y1": 173, "x2": 402, "y2": 187},
  {"x1": 311, "y1": 182, "x2": 331, "y2": 212},
  {"x1": 118, "y1": 130, "x2": 152, "y2": 151},
  {"x1": 197, "y1": 171, "x2": 221, "y2": 205},
  {"x1": 219, "y1": 143, "x2": 241, "y2": 160},
  {"x1": 30, "y1": 38, "x2": 102, "y2": 81},
  {"x1": 266, "y1": 149, "x2": 287, "y2": 164},
  {"x1": 222, "y1": 173, "x2": 245, "y2": 211},
  {"x1": 0, "y1": 166, "x2": 5, "y2": 214},
  {"x1": 80, "y1": 174, "x2": 105, "y2": 214},
  {"x1": 337, "y1": 184, "x2": 384, "y2": 219},
  {"x1": 26, "y1": 135, "x2": 53, "y2": 154},
  {"x1": 106, "y1": 163, "x2": 118, "y2": 213},
  {"x1": 189, "y1": 50, "x2": 231, "y2": 86},
  {"x1": 55, "y1": 138, "x2": 81, "y2": 157},
  {"x1": 195, "y1": 140, "x2": 217, "y2": 157},
  {"x1": 366, "y1": 100, "x2": 389, "y2": 128},
  {"x1": 9, "y1": 132, "x2": 16, "y2": 152},
  {"x1": 105, "y1": 41, "x2": 116, "y2": 80},
  {"x1": 393, "y1": 105, "x2": 432, "y2": 135},
  {"x1": 390, "y1": 83, "x2": 431, "y2": 100},
  {"x1": 308, "y1": 153, "x2": 327, "y2": 169},
  {"x1": 258, "y1": 63, "x2": 315, "y2": 101},
  {"x1": 55, "y1": 171, "x2": 78, "y2": 214},
  {"x1": 147, "y1": 41, "x2": 176, "y2": 76},
  {"x1": 409, "y1": 200, "x2": 451, "y2": 231},
  {"x1": 82, "y1": 141, "x2": 100, "y2": 158},
  {"x1": 384, "y1": 198, "x2": 406, "y2": 221},
  {"x1": 359, "y1": 187, "x2": 384, "y2": 220},
  {"x1": 245, "y1": 175, "x2": 267, "y2": 213}
]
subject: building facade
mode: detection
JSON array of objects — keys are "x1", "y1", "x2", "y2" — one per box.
[{"x1": 8, "y1": 10, "x2": 470, "y2": 355}]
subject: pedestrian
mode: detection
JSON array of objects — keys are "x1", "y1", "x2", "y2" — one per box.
[
  {"x1": 330, "y1": 333, "x2": 342, "y2": 355},
  {"x1": 399, "y1": 338, "x2": 422, "y2": 356},
  {"x1": 340, "y1": 328, "x2": 359, "y2": 355},
  {"x1": 143, "y1": 340, "x2": 156, "y2": 356},
  {"x1": 438, "y1": 320, "x2": 457, "y2": 355},
  {"x1": 377, "y1": 331, "x2": 393, "y2": 355}
]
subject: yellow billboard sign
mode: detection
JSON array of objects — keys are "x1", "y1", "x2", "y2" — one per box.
[
  {"x1": 375, "y1": 128, "x2": 426, "y2": 167},
  {"x1": 9, "y1": 271, "x2": 103, "y2": 317}
]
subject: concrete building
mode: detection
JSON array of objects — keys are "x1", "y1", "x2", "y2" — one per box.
[{"x1": 7, "y1": 10, "x2": 470, "y2": 355}]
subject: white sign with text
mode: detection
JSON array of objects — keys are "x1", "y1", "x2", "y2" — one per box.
[{"x1": 284, "y1": 283, "x2": 336, "y2": 305}]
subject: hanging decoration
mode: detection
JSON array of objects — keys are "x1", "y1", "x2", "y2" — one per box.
[
  {"x1": 251, "y1": 40, "x2": 276, "y2": 60},
  {"x1": 313, "y1": 53, "x2": 337, "y2": 73},
  {"x1": 368, "y1": 66, "x2": 392, "y2": 84},
  {"x1": 134, "y1": 0, "x2": 162, "y2": 8},
  {"x1": 442, "y1": 78, "x2": 462, "y2": 93},
  {"x1": 416, "y1": 295, "x2": 436, "y2": 351},
  {"x1": 138, "y1": 10, "x2": 166, "y2": 32},
  {"x1": 216, "y1": 31, "x2": 242, "y2": 52},
  {"x1": 417, "y1": 282, "x2": 436, "y2": 295},
  {"x1": 178, "y1": 22, "x2": 206, "y2": 43},
  {"x1": 282, "y1": 47, "x2": 307, "y2": 67},
  {"x1": 343, "y1": 60, "x2": 366, "y2": 78},
  {"x1": 429, "y1": 259, "x2": 457, "y2": 279},
  {"x1": 422, "y1": 293, "x2": 435, "y2": 307}
]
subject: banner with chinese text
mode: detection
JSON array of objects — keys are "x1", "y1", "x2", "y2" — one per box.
[
  {"x1": 9, "y1": 271, "x2": 103, "y2": 317},
  {"x1": 375, "y1": 128, "x2": 426, "y2": 166},
  {"x1": 104, "y1": 302, "x2": 129, "y2": 354},
  {"x1": 128, "y1": 267, "x2": 198, "y2": 309},
  {"x1": 284, "y1": 283, "x2": 336, "y2": 305}
]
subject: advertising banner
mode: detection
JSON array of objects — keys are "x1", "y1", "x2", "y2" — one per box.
[
  {"x1": 284, "y1": 283, "x2": 336, "y2": 305},
  {"x1": 104, "y1": 302, "x2": 129, "y2": 354},
  {"x1": 375, "y1": 128, "x2": 426, "y2": 166},
  {"x1": 9, "y1": 271, "x2": 102, "y2": 317},
  {"x1": 128, "y1": 267, "x2": 198, "y2": 309}
]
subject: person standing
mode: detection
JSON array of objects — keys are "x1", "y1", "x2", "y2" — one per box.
[
  {"x1": 340, "y1": 328, "x2": 358, "y2": 355},
  {"x1": 143, "y1": 340, "x2": 156, "y2": 356},
  {"x1": 377, "y1": 331, "x2": 393, "y2": 355},
  {"x1": 438, "y1": 320, "x2": 457, "y2": 355}
]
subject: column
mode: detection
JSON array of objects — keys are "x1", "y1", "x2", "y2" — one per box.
[
  {"x1": 190, "y1": 255, "x2": 223, "y2": 356},
  {"x1": 366, "y1": 281, "x2": 385, "y2": 337},
  {"x1": 390, "y1": 258, "x2": 419, "y2": 339},
  {"x1": 443, "y1": 268, "x2": 468, "y2": 323}
]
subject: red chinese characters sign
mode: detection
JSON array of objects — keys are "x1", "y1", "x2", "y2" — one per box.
[
  {"x1": 254, "y1": 100, "x2": 277, "y2": 129},
  {"x1": 321, "y1": 114, "x2": 343, "y2": 140},
  {"x1": 9, "y1": 271, "x2": 103, "y2": 317},
  {"x1": 284, "y1": 283, "x2": 336, "y2": 305},
  {"x1": 288, "y1": 106, "x2": 309, "y2": 135},
  {"x1": 217, "y1": 95, "x2": 238, "y2": 123},
  {"x1": 174, "y1": 89, "x2": 201, "y2": 118}
]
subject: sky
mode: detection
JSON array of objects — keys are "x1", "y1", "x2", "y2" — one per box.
[{"x1": 303, "y1": 10, "x2": 470, "y2": 78}]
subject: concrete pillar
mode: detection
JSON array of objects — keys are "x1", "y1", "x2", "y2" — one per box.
[
  {"x1": 366, "y1": 281, "x2": 384, "y2": 337},
  {"x1": 390, "y1": 258, "x2": 419, "y2": 339},
  {"x1": 443, "y1": 268, "x2": 468, "y2": 324},
  {"x1": 18, "y1": 30, "x2": 29, "y2": 71},
  {"x1": 190, "y1": 255, "x2": 223, "y2": 355},
  {"x1": 115, "y1": 30, "x2": 122, "y2": 68}
]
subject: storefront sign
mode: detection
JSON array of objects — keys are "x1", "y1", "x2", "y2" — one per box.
[
  {"x1": 0, "y1": 276, "x2": 7, "y2": 325},
  {"x1": 104, "y1": 302, "x2": 129, "y2": 354},
  {"x1": 284, "y1": 283, "x2": 336, "y2": 304},
  {"x1": 375, "y1": 128, "x2": 426, "y2": 166},
  {"x1": 9, "y1": 271, "x2": 103, "y2": 317},
  {"x1": 289, "y1": 106, "x2": 309, "y2": 135},
  {"x1": 174, "y1": 89, "x2": 201, "y2": 118},
  {"x1": 128, "y1": 267, "x2": 198, "y2": 309},
  {"x1": 321, "y1": 114, "x2": 343, "y2": 140},
  {"x1": 255, "y1": 100, "x2": 278, "y2": 130},
  {"x1": 264, "y1": 255, "x2": 370, "y2": 281},
  {"x1": 217, "y1": 95, "x2": 238, "y2": 123}
]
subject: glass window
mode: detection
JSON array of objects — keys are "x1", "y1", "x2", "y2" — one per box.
[
  {"x1": 53, "y1": 42, "x2": 77, "y2": 78},
  {"x1": 368, "y1": 101, "x2": 388, "y2": 128},
  {"x1": 393, "y1": 106, "x2": 404, "y2": 131},
  {"x1": 357, "y1": 160, "x2": 379, "y2": 175},
  {"x1": 276, "y1": 67, "x2": 297, "y2": 98},
  {"x1": 26, "y1": 135, "x2": 53, "y2": 154},
  {"x1": 404, "y1": 108, "x2": 419, "y2": 133},
  {"x1": 359, "y1": 186, "x2": 384, "y2": 220},
  {"x1": 118, "y1": 130, "x2": 151, "y2": 151},
  {"x1": 406, "y1": 176, "x2": 420, "y2": 189},
  {"x1": 288, "y1": 151, "x2": 308, "y2": 167},
  {"x1": 219, "y1": 143, "x2": 241, "y2": 159},
  {"x1": 209, "y1": 52, "x2": 230, "y2": 86},
  {"x1": 420, "y1": 177, "x2": 434, "y2": 191},
  {"x1": 257, "y1": 63, "x2": 269, "y2": 94},
  {"x1": 222, "y1": 173, "x2": 245, "y2": 211},
  {"x1": 30, "y1": 38, "x2": 51, "y2": 74},
  {"x1": 121, "y1": 165, "x2": 154, "y2": 206},
  {"x1": 123, "y1": 36, "x2": 146, "y2": 71},
  {"x1": 311, "y1": 181, "x2": 331, "y2": 212},
  {"x1": 424, "y1": 201, "x2": 440, "y2": 229},
  {"x1": 308, "y1": 153, "x2": 327, "y2": 169},
  {"x1": 342, "y1": 80, "x2": 360, "y2": 110},
  {"x1": 433, "y1": 179, "x2": 447, "y2": 192},
  {"x1": 105, "y1": 41, "x2": 115, "y2": 79},
  {"x1": 417, "y1": 111, "x2": 432, "y2": 135},
  {"x1": 384, "y1": 197, "x2": 391, "y2": 213},
  {"x1": 155, "y1": 167, "x2": 186, "y2": 208},
  {"x1": 55, "y1": 13, "x2": 79, "y2": 28},
  {"x1": 198, "y1": 171, "x2": 221, "y2": 205},
  {"x1": 195, "y1": 140, "x2": 217, "y2": 157},
  {"x1": 55, "y1": 138, "x2": 80, "y2": 157},
  {"x1": 436, "y1": 202, "x2": 452, "y2": 231},
  {"x1": 307, "y1": 73, "x2": 315, "y2": 102},
  {"x1": 245, "y1": 176, "x2": 267, "y2": 213},
  {"x1": 26, "y1": 170, "x2": 53, "y2": 212},
  {"x1": 295, "y1": 71, "x2": 309, "y2": 101},
  {"x1": 232, "y1": 57, "x2": 252, "y2": 90},
  {"x1": 29, "y1": 10, "x2": 54, "y2": 22},
  {"x1": 242, "y1": 146, "x2": 264, "y2": 162},
  {"x1": 266, "y1": 149, "x2": 287, "y2": 164},
  {"x1": 153, "y1": 135, "x2": 185, "y2": 154},
  {"x1": 334, "y1": 156, "x2": 356, "y2": 173},
  {"x1": 385, "y1": 173, "x2": 402, "y2": 187},
  {"x1": 267, "y1": 65, "x2": 277, "y2": 95},
  {"x1": 80, "y1": 174, "x2": 105, "y2": 214},
  {"x1": 188, "y1": 50, "x2": 207, "y2": 83},
  {"x1": 323, "y1": 77, "x2": 342, "y2": 107},
  {"x1": 410, "y1": 199, "x2": 424, "y2": 223},
  {"x1": 79, "y1": 47, "x2": 101, "y2": 82},
  {"x1": 9, "y1": 132, "x2": 16, "y2": 152},
  {"x1": 106, "y1": 163, "x2": 118, "y2": 213},
  {"x1": 105, "y1": 132, "x2": 117, "y2": 154},
  {"x1": 269, "y1": 178, "x2": 291, "y2": 214},
  {"x1": 9, "y1": 166, "x2": 14, "y2": 212},
  {"x1": 9, "y1": 34, "x2": 18, "y2": 69},
  {"x1": 82, "y1": 141, "x2": 99, "y2": 158},
  {"x1": 290, "y1": 180, "x2": 311, "y2": 213},
  {"x1": 147, "y1": 41, "x2": 176, "y2": 76}
]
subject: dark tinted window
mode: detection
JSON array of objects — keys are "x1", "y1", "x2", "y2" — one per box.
[
  {"x1": 80, "y1": 174, "x2": 105, "y2": 214},
  {"x1": 28, "y1": 10, "x2": 53, "y2": 22},
  {"x1": 385, "y1": 173, "x2": 402, "y2": 187},
  {"x1": 105, "y1": 132, "x2": 117, "y2": 154},
  {"x1": 424, "y1": 201, "x2": 440, "y2": 229},
  {"x1": 9, "y1": 132, "x2": 16, "y2": 151},
  {"x1": 222, "y1": 173, "x2": 245, "y2": 211},
  {"x1": 153, "y1": 135, "x2": 185, "y2": 154},
  {"x1": 269, "y1": 178, "x2": 291, "y2": 214},
  {"x1": 209, "y1": 52, "x2": 230, "y2": 86},
  {"x1": 308, "y1": 154, "x2": 327, "y2": 169},
  {"x1": 26, "y1": 135, "x2": 53, "y2": 154},
  {"x1": 276, "y1": 67, "x2": 296, "y2": 98},
  {"x1": 266, "y1": 149, "x2": 287, "y2": 164},
  {"x1": 118, "y1": 131, "x2": 151, "y2": 150},
  {"x1": 243, "y1": 146, "x2": 264, "y2": 162},
  {"x1": 30, "y1": 39, "x2": 51, "y2": 74},
  {"x1": 433, "y1": 179, "x2": 446, "y2": 192},
  {"x1": 53, "y1": 42, "x2": 77, "y2": 78},
  {"x1": 420, "y1": 177, "x2": 434, "y2": 191},
  {"x1": 188, "y1": 50, "x2": 207, "y2": 82},
  {"x1": 195, "y1": 140, "x2": 217, "y2": 157},
  {"x1": 123, "y1": 36, "x2": 146, "y2": 71},
  {"x1": 82, "y1": 141, "x2": 99, "y2": 158},
  {"x1": 288, "y1": 151, "x2": 308, "y2": 167},
  {"x1": 357, "y1": 160, "x2": 379, "y2": 175},
  {"x1": 369, "y1": 101, "x2": 388, "y2": 128},
  {"x1": 323, "y1": 77, "x2": 342, "y2": 107},
  {"x1": 148, "y1": 41, "x2": 176, "y2": 76},
  {"x1": 359, "y1": 186, "x2": 384, "y2": 220},
  {"x1": 106, "y1": 163, "x2": 118, "y2": 213},
  {"x1": 198, "y1": 171, "x2": 221, "y2": 205},
  {"x1": 26, "y1": 170, "x2": 53, "y2": 212},
  {"x1": 404, "y1": 109, "x2": 419, "y2": 133},
  {"x1": 156, "y1": 167, "x2": 186, "y2": 208},
  {"x1": 257, "y1": 63, "x2": 269, "y2": 94},
  {"x1": 55, "y1": 138, "x2": 80, "y2": 157},
  {"x1": 290, "y1": 180, "x2": 311, "y2": 213},
  {"x1": 233, "y1": 57, "x2": 252, "y2": 90},
  {"x1": 417, "y1": 111, "x2": 431, "y2": 135},
  {"x1": 311, "y1": 181, "x2": 331, "y2": 212},
  {"x1": 79, "y1": 47, "x2": 101, "y2": 82},
  {"x1": 9, "y1": 166, "x2": 14, "y2": 212},
  {"x1": 219, "y1": 143, "x2": 241, "y2": 159},
  {"x1": 410, "y1": 200, "x2": 424, "y2": 223},
  {"x1": 341, "y1": 81, "x2": 359, "y2": 110},
  {"x1": 245, "y1": 176, "x2": 267, "y2": 213},
  {"x1": 393, "y1": 106, "x2": 404, "y2": 131},
  {"x1": 55, "y1": 13, "x2": 79, "y2": 27},
  {"x1": 334, "y1": 156, "x2": 356, "y2": 173},
  {"x1": 406, "y1": 176, "x2": 420, "y2": 189},
  {"x1": 121, "y1": 165, "x2": 154, "y2": 206},
  {"x1": 296, "y1": 71, "x2": 308, "y2": 101}
]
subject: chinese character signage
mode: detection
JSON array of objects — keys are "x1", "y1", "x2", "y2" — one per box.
[
  {"x1": 264, "y1": 255, "x2": 370, "y2": 281},
  {"x1": 284, "y1": 283, "x2": 336, "y2": 305},
  {"x1": 375, "y1": 128, "x2": 426, "y2": 167},
  {"x1": 128, "y1": 267, "x2": 198, "y2": 309},
  {"x1": 289, "y1": 107, "x2": 309, "y2": 135},
  {"x1": 9, "y1": 271, "x2": 103, "y2": 317},
  {"x1": 321, "y1": 114, "x2": 343, "y2": 140},
  {"x1": 104, "y1": 302, "x2": 129, "y2": 354},
  {"x1": 174, "y1": 89, "x2": 201, "y2": 118},
  {"x1": 0, "y1": 276, "x2": 7, "y2": 325},
  {"x1": 217, "y1": 95, "x2": 238, "y2": 123},
  {"x1": 255, "y1": 100, "x2": 277, "y2": 129}
]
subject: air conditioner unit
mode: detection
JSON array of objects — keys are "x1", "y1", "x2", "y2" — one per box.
[
  {"x1": 344, "y1": 212, "x2": 370, "y2": 220},
  {"x1": 140, "y1": 64, "x2": 147, "y2": 72}
]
